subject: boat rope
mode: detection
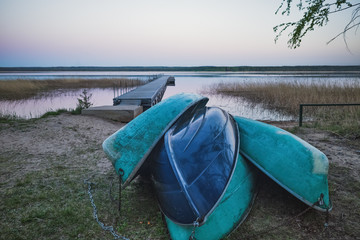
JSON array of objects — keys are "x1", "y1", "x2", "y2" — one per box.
[
  {"x1": 240, "y1": 194, "x2": 330, "y2": 239},
  {"x1": 189, "y1": 218, "x2": 200, "y2": 240},
  {"x1": 84, "y1": 178, "x2": 130, "y2": 240}
]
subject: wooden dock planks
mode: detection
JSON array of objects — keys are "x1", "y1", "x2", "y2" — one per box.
[
  {"x1": 113, "y1": 75, "x2": 174, "y2": 109},
  {"x1": 82, "y1": 76, "x2": 175, "y2": 122}
]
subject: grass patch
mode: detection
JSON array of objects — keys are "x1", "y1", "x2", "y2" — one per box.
[
  {"x1": 0, "y1": 109, "x2": 74, "y2": 131},
  {"x1": 39, "y1": 109, "x2": 69, "y2": 118},
  {"x1": 1, "y1": 169, "x2": 99, "y2": 239},
  {"x1": 0, "y1": 168, "x2": 167, "y2": 239},
  {"x1": 0, "y1": 113, "x2": 35, "y2": 131},
  {"x1": 207, "y1": 80, "x2": 360, "y2": 138},
  {"x1": 0, "y1": 78, "x2": 144, "y2": 100},
  {"x1": 0, "y1": 116, "x2": 168, "y2": 240},
  {"x1": 1, "y1": 109, "x2": 69, "y2": 124}
]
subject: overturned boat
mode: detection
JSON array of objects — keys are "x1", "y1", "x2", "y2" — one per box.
[
  {"x1": 234, "y1": 116, "x2": 332, "y2": 212},
  {"x1": 102, "y1": 93, "x2": 208, "y2": 187},
  {"x1": 147, "y1": 105, "x2": 258, "y2": 240}
]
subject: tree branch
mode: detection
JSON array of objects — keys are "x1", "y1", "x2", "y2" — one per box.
[
  {"x1": 328, "y1": 3, "x2": 360, "y2": 14},
  {"x1": 274, "y1": 0, "x2": 360, "y2": 49},
  {"x1": 327, "y1": 22, "x2": 360, "y2": 44},
  {"x1": 327, "y1": 5, "x2": 360, "y2": 52}
]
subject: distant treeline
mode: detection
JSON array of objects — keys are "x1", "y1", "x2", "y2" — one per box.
[{"x1": 0, "y1": 66, "x2": 359, "y2": 72}]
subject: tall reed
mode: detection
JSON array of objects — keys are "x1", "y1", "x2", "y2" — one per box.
[
  {"x1": 0, "y1": 78, "x2": 144, "y2": 100},
  {"x1": 207, "y1": 80, "x2": 360, "y2": 137}
]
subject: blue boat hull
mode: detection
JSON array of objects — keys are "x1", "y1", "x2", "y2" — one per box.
[
  {"x1": 102, "y1": 93, "x2": 208, "y2": 187},
  {"x1": 148, "y1": 107, "x2": 258, "y2": 239}
]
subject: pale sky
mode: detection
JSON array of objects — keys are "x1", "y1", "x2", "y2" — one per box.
[{"x1": 0, "y1": 0, "x2": 359, "y2": 67}]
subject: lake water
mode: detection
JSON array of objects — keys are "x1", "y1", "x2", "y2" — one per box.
[{"x1": 1, "y1": 71, "x2": 359, "y2": 120}]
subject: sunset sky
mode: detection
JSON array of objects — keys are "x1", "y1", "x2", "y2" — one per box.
[{"x1": 0, "y1": 0, "x2": 359, "y2": 67}]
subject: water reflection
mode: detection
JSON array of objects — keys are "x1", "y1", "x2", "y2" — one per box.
[
  {"x1": 1, "y1": 72, "x2": 359, "y2": 120},
  {"x1": 204, "y1": 94, "x2": 294, "y2": 121},
  {"x1": 162, "y1": 76, "x2": 295, "y2": 121},
  {"x1": 0, "y1": 88, "x2": 120, "y2": 118}
]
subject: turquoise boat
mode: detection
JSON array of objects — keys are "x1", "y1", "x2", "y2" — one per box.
[
  {"x1": 102, "y1": 93, "x2": 208, "y2": 187},
  {"x1": 234, "y1": 116, "x2": 332, "y2": 211}
]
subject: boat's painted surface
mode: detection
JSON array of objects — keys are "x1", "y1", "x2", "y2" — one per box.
[
  {"x1": 234, "y1": 116, "x2": 331, "y2": 211},
  {"x1": 165, "y1": 153, "x2": 258, "y2": 240},
  {"x1": 102, "y1": 93, "x2": 208, "y2": 187},
  {"x1": 149, "y1": 107, "x2": 239, "y2": 225}
]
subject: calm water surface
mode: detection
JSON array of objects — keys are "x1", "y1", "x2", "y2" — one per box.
[{"x1": 0, "y1": 71, "x2": 359, "y2": 120}]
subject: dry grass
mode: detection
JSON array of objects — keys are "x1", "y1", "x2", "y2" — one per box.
[
  {"x1": 207, "y1": 80, "x2": 360, "y2": 137},
  {"x1": 207, "y1": 80, "x2": 360, "y2": 115},
  {"x1": 0, "y1": 78, "x2": 144, "y2": 100}
]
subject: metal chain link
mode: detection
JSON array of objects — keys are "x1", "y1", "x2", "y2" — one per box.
[
  {"x1": 84, "y1": 179, "x2": 130, "y2": 240},
  {"x1": 189, "y1": 218, "x2": 200, "y2": 240},
  {"x1": 85, "y1": 177, "x2": 330, "y2": 240}
]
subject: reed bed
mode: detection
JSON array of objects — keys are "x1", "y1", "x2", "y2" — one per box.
[
  {"x1": 207, "y1": 80, "x2": 360, "y2": 137},
  {"x1": 0, "y1": 78, "x2": 144, "y2": 100}
]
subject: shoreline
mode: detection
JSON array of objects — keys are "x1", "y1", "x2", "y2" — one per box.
[{"x1": 1, "y1": 65, "x2": 360, "y2": 73}]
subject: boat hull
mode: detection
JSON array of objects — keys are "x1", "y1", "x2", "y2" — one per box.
[
  {"x1": 102, "y1": 93, "x2": 208, "y2": 187},
  {"x1": 234, "y1": 116, "x2": 331, "y2": 211},
  {"x1": 149, "y1": 107, "x2": 240, "y2": 225},
  {"x1": 165, "y1": 153, "x2": 258, "y2": 240},
  {"x1": 148, "y1": 106, "x2": 258, "y2": 239}
]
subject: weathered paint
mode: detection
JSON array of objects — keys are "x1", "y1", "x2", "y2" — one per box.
[
  {"x1": 102, "y1": 93, "x2": 208, "y2": 187},
  {"x1": 275, "y1": 129, "x2": 329, "y2": 174},
  {"x1": 234, "y1": 116, "x2": 332, "y2": 211}
]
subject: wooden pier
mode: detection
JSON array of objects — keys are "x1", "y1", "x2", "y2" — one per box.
[
  {"x1": 113, "y1": 75, "x2": 175, "y2": 110},
  {"x1": 82, "y1": 75, "x2": 175, "y2": 122}
]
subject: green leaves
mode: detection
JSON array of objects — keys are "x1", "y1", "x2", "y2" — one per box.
[
  {"x1": 274, "y1": 0, "x2": 360, "y2": 48},
  {"x1": 77, "y1": 89, "x2": 93, "y2": 110}
]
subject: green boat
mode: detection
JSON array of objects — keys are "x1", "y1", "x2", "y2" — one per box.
[
  {"x1": 102, "y1": 93, "x2": 208, "y2": 187},
  {"x1": 234, "y1": 116, "x2": 332, "y2": 212}
]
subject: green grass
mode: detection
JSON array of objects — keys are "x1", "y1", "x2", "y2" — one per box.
[
  {"x1": 0, "y1": 114, "x2": 168, "y2": 240},
  {"x1": 0, "y1": 109, "x2": 72, "y2": 128},
  {"x1": 39, "y1": 109, "x2": 69, "y2": 118},
  {"x1": 0, "y1": 167, "x2": 167, "y2": 239},
  {"x1": 1, "y1": 161, "x2": 89, "y2": 239},
  {"x1": 0, "y1": 137, "x2": 166, "y2": 239}
]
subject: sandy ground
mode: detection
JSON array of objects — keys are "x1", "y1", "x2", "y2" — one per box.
[
  {"x1": 0, "y1": 114, "x2": 125, "y2": 186},
  {"x1": 1, "y1": 113, "x2": 359, "y2": 239}
]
